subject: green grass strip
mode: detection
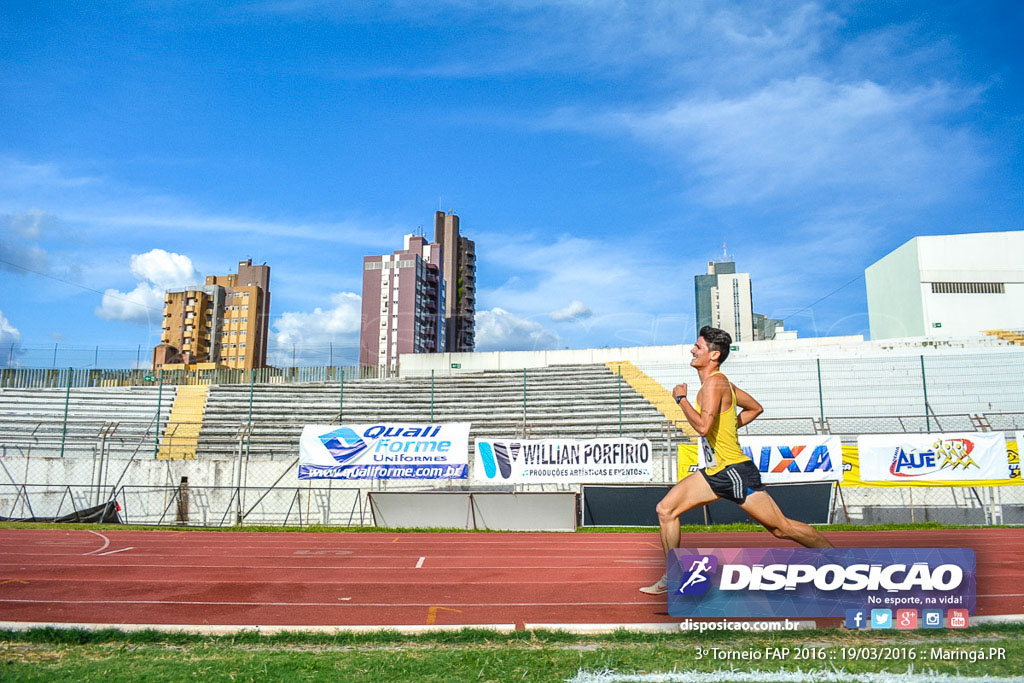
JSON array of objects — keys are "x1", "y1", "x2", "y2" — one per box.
[
  {"x1": 3, "y1": 625, "x2": 1023, "y2": 681},
  {"x1": 0, "y1": 521, "x2": 1010, "y2": 533}
]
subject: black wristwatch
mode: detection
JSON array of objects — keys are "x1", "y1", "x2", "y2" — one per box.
[{"x1": 674, "y1": 394, "x2": 685, "y2": 403}]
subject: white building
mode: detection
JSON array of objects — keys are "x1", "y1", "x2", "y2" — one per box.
[
  {"x1": 694, "y1": 261, "x2": 780, "y2": 342},
  {"x1": 865, "y1": 231, "x2": 1024, "y2": 339}
]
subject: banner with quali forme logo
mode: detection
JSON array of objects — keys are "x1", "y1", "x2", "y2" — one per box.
[
  {"x1": 667, "y1": 547, "x2": 975, "y2": 618},
  {"x1": 298, "y1": 423, "x2": 470, "y2": 480}
]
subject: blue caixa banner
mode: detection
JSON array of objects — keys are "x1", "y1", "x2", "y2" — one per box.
[{"x1": 667, "y1": 547, "x2": 975, "y2": 618}]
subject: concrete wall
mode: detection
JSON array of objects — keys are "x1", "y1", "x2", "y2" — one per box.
[
  {"x1": 636, "y1": 348, "x2": 1024, "y2": 418},
  {"x1": 867, "y1": 231, "x2": 1024, "y2": 340},
  {"x1": 866, "y1": 237, "x2": 925, "y2": 339},
  {"x1": 399, "y1": 344, "x2": 692, "y2": 376},
  {"x1": 400, "y1": 334, "x2": 1019, "y2": 376}
]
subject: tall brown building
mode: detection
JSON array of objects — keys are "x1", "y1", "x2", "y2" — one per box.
[
  {"x1": 154, "y1": 259, "x2": 270, "y2": 370},
  {"x1": 433, "y1": 211, "x2": 476, "y2": 351},
  {"x1": 359, "y1": 235, "x2": 445, "y2": 371}
]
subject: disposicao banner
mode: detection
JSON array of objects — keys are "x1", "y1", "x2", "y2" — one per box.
[
  {"x1": 298, "y1": 423, "x2": 470, "y2": 480},
  {"x1": 667, "y1": 547, "x2": 976, "y2": 619},
  {"x1": 857, "y1": 433, "x2": 1010, "y2": 483},
  {"x1": 677, "y1": 435, "x2": 842, "y2": 484},
  {"x1": 474, "y1": 438, "x2": 654, "y2": 483}
]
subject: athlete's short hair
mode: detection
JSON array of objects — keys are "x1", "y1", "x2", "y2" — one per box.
[{"x1": 699, "y1": 325, "x2": 732, "y2": 364}]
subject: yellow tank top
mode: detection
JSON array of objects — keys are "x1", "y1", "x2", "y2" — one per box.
[{"x1": 694, "y1": 371, "x2": 748, "y2": 475}]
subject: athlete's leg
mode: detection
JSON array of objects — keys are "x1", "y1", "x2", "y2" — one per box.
[
  {"x1": 739, "y1": 491, "x2": 833, "y2": 548},
  {"x1": 640, "y1": 474, "x2": 719, "y2": 594},
  {"x1": 655, "y1": 474, "x2": 719, "y2": 556}
]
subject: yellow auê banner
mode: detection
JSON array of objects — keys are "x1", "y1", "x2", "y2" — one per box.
[{"x1": 678, "y1": 441, "x2": 1021, "y2": 488}]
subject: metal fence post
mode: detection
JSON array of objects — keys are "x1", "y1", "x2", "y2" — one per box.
[
  {"x1": 59, "y1": 367, "x2": 71, "y2": 457},
  {"x1": 153, "y1": 368, "x2": 164, "y2": 458},
  {"x1": 816, "y1": 357, "x2": 825, "y2": 425},
  {"x1": 921, "y1": 355, "x2": 930, "y2": 432},
  {"x1": 522, "y1": 367, "x2": 527, "y2": 428},
  {"x1": 247, "y1": 368, "x2": 255, "y2": 426},
  {"x1": 618, "y1": 371, "x2": 623, "y2": 437}
]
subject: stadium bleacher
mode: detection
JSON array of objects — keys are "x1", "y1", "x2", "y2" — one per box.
[{"x1": 1, "y1": 341, "x2": 1022, "y2": 526}]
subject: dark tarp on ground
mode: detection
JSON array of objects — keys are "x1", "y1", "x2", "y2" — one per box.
[
  {"x1": 0, "y1": 500, "x2": 122, "y2": 524},
  {"x1": 582, "y1": 483, "x2": 833, "y2": 526}
]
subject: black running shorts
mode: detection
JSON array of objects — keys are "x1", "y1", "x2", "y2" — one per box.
[{"x1": 700, "y1": 460, "x2": 765, "y2": 504}]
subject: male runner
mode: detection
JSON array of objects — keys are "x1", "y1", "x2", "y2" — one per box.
[{"x1": 640, "y1": 325, "x2": 832, "y2": 594}]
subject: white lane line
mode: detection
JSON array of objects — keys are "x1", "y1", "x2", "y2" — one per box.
[
  {"x1": 82, "y1": 531, "x2": 110, "y2": 556},
  {"x1": 96, "y1": 547, "x2": 134, "y2": 556},
  {"x1": 416, "y1": 557, "x2": 425, "y2": 568},
  {"x1": 0, "y1": 598, "x2": 665, "y2": 607},
  {"x1": 569, "y1": 671, "x2": 1024, "y2": 683},
  {"x1": 0, "y1": 562, "x2": 667, "y2": 571},
  {"x1": 525, "y1": 621, "x2": 818, "y2": 633},
  {"x1": 0, "y1": 621, "x2": 518, "y2": 635}
]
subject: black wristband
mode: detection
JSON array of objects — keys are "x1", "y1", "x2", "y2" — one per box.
[{"x1": 674, "y1": 394, "x2": 685, "y2": 403}]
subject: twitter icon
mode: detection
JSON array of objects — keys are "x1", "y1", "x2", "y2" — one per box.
[{"x1": 871, "y1": 609, "x2": 892, "y2": 629}]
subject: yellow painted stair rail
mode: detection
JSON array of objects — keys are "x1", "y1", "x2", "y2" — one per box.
[
  {"x1": 982, "y1": 329, "x2": 1024, "y2": 346},
  {"x1": 606, "y1": 361, "x2": 697, "y2": 437},
  {"x1": 157, "y1": 385, "x2": 209, "y2": 460}
]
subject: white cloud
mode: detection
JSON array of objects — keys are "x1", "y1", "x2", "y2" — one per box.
[
  {"x1": 597, "y1": 77, "x2": 979, "y2": 206},
  {"x1": 272, "y1": 292, "x2": 362, "y2": 346},
  {"x1": 475, "y1": 307, "x2": 561, "y2": 352},
  {"x1": 550, "y1": 300, "x2": 593, "y2": 322},
  {"x1": 129, "y1": 249, "x2": 197, "y2": 290},
  {"x1": 0, "y1": 310, "x2": 21, "y2": 344},
  {"x1": 0, "y1": 158, "x2": 397, "y2": 249},
  {"x1": 0, "y1": 310, "x2": 21, "y2": 368},
  {"x1": 474, "y1": 231, "x2": 697, "y2": 348},
  {"x1": 0, "y1": 209, "x2": 54, "y2": 273},
  {"x1": 95, "y1": 281, "x2": 165, "y2": 323},
  {"x1": 95, "y1": 249, "x2": 199, "y2": 323}
]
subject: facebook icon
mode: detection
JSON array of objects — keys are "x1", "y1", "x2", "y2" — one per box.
[{"x1": 845, "y1": 609, "x2": 867, "y2": 629}]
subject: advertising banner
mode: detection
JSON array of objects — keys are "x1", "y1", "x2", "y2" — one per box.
[
  {"x1": 677, "y1": 435, "x2": 842, "y2": 484},
  {"x1": 858, "y1": 433, "x2": 1010, "y2": 482},
  {"x1": 474, "y1": 438, "x2": 654, "y2": 483},
  {"x1": 667, "y1": 547, "x2": 975, "y2": 618},
  {"x1": 1013, "y1": 434, "x2": 1022, "y2": 480},
  {"x1": 298, "y1": 423, "x2": 470, "y2": 480},
  {"x1": 842, "y1": 444, "x2": 1023, "y2": 488}
]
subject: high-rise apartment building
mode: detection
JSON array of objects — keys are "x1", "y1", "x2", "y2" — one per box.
[
  {"x1": 359, "y1": 235, "x2": 446, "y2": 370},
  {"x1": 433, "y1": 211, "x2": 476, "y2": 352},
  {"x1": 154, "y1": 259, "x2": 271, "y2": 370},
  {"x1": 694, "y1": 260, "x2": 779, "y2": 342}
]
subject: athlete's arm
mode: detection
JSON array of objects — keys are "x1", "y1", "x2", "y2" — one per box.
[
  {"x1": 733, "y1": 385, "x2": 763, "y2": 427},
  {"x1": 674, "y1": 375, "x2": 727, "y2": 437}
]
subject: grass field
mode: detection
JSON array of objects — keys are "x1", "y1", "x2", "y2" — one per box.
[
  {"x1": 3, "y1": 624, "x2": 1024, "y2": 681},
  {"x1": 0, "y1": 520, "x2": 997, "y2": 534}
]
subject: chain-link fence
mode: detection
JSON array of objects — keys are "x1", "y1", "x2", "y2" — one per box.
[
  {"x1": 2, "y1": 352, "x2": 1023, "y2": 527},
  {"x1": 0, "y1": 342, "x2": 363, "y2": 370}
]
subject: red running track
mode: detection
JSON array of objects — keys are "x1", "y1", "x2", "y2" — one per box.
[{"x1": 0, "y1": 528, "x2": 1021, "y2": 630}]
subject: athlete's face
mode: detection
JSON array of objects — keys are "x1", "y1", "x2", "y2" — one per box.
[{"x1": 691, "y1": 337, "x2": 719, "y2": 368}]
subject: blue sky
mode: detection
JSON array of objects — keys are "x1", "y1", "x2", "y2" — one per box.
[{"x1": 1, "y1": 1, "x2": 1022, "y2": 368}]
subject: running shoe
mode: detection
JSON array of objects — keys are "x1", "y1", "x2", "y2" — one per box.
[{"x1": 639, "y1": 575, "x2": 668, "y2": 595}]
